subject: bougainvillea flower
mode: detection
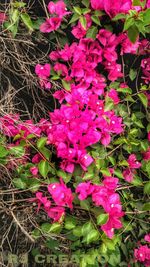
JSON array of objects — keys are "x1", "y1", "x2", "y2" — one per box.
[
  {"x1": 143, "y1": 148, "x2": 150, "y2": 161},
  {"x1": 76, "y1": 182, "x2": 95, "y2": 200},
  {"x1": 91, "y1": 0, "x2": 132, "y2": 17},
  {"x1": 40, "y1": 17, "x2": 62, "y2": 33},
  {"x1": 134, "y1": 245, "x2": 150, "y2": 265},
  {"x1": 144, "y1": 234, "x2": 150, "y2": 243},
  {"x1": 48, "y1": 1, "x2": 70, "y2": 17},
  {"x1": 141, "y1": 58, "x2": 150, "y2": 84},
  {"x1": 119, "y1": 33, "x2": 140, "y2": 54},
  {"x1": 0, "y1": 12, "x2": 7, "y2": 24},
  {"x1": 30, "y1": 166, "x2": 38, "y2": 176},
  {"x1": 101, "y1": 216, "x2": 123, "y2": 238},
  {"x1": 36, "y1": 192, "x2": 51, "y2": 212},
  {"x1": 127, "y1": 154, "x2": 141, "y2": 169},
  {"x1": 48, "y1": 179, "x2": 74, "y2": 209},
  {"x1": 123, "y1": 168, "x2": 134, "y2": 183},
  {"x1": 47, "y1": 206, "x2": 65, "y2": 222},
  {"x1": 108, "y1": 89, "x2": 120, "y2": 104},
  {"x1": 35, "y1": 64, "x2": 51, "y2": 78}
]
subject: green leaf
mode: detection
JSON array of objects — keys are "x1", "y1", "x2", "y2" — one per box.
[
  {"x1": 100, "y1": 168, "x2": 111, "y2": 176},
  {"x1": 37, "y1": 137, "x2": 47, "y2": 149},
  {"x1": 31, "y1": 229, "x2": 41, "y2": 239},
  {"x1": 73, "y1": 226, "x2": 83, "y2": 237},
  {"x1": 21, "y1": 13, "x2": 33, "y2": 31},
  {"x1": 117, "y1": 87, "x2": 132, "y2": 94},
  {"x1": 46, "y1": 238, "x2": 59, "y2": 250},
  {"x1": 82, "y1": 222, "x2": 94, "y2": 236},
  {"x1": 0, "y1": 146, "x2": 8, "y2": 157},
  {"x1": 133, "y1": 0, "x2": 143, "y2": 5},
  {"x1": 39, "y1": 147, "x2": 51, "y2": 160},
  {"x1": 129, "y1": 69, "x2": 137, "y2": 81},
  {"x1": 104, "y1": 96, "x2": 114, "y2": 111},
  {"x1": 11, "y1": 9, "x2": 20, "y2": 23},
  {"x1": 4, "y1": 21, "x2": 18, "y2": 37},
  {"x1": 62, "y1": 79, "x2": 71, "y2": 91},
  {"x1": 124, "y1": 17, "x2": 135, "y2": 31},
  {"x1": 79, "y1": 16, "x2": 87, "y2": 30},
  {"x1": 41, "y1": 222, "x2": 61, "y2": 233},
  {"x1": 112, "y1": 13, "x2": 126, "y2": 21},
  {"x1": 69, "y1": 13, "x2": 80, "y2": 24},
  {"x1": 57, "y1": 170, "x2": 72, "y2": 183},
  {"x1": 144, "y1": 182, "x2": 150, "y2": 194},
  {"x1": 38, "y1": 160, "x2": 50, "y2": 178},
  {"x1": 138, "y1": 93, "x2": 148, "y2": 108},
  {"x1": 65, "y1": 217, "x2": 77, "y2": 230},
  {"x1": 125, "y1": 95, "x2": 135, "y2": 102},
  {"x1": 9, "y1": 146, "x2": 25, "y2": 157},
  {"x1": 114, "y1": 169, "x2": 124, "y2": 179},
  {"x1": 12, "y1": 2, "x2": 26, "y2": 8},
  {"x1": 13, "y1": 177, "x2": 27, "y2": 189},
  {"x1": 85, "y1": 229, "x2": 99, "y2": 244},
  {"x1": 80, "y1": 199, "x2": 90, "y2": 210},
  {"x1": 97, "y1": 214, "x2": 109, "y2": 226},
  {"x1": 73, "y1": 6, "x2": 82, "y2": 15},
  {"x1": 142, "y1": 202, "x2": 150, "y2": 211},
  {"x1": 91, "y1": 15, "x2": 101, "y2": 25},
  {"x1": 143, "y1": 9, "x2": 150, "y2": 25},
  {"x1": 128, "y1": 25, "x2": 139, "y2": 43},
  {"x1": 86, "y1": 26, "x2": 98, "y2": 39},
  {"x1": 28, "y1": 179, "x2": 41, "y2": 192},
  {"x1": 82, "y1": 0, "x2": 90, "y2": 7}
]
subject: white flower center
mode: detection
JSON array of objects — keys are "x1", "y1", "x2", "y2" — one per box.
[
  {"x1": 112, "y1": 120, "x2": 115, "y2": 124},
  {"x1": 52, "y1": 185, "x2": 56, "y2": 189},
  {"x1": 84, "y1": 156, "x2": 88, "y2": 160}
]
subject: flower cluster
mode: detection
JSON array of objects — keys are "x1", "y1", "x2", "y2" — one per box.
[
  {"x1": 123, "y1": 154, "x2": 141, "y2": 183},
  {"x1": 134, "y1": 245, "x2": 150, "y2": 267},
  {"x1": 141, "y1": 58, "x2": 150, "y2": 84},
  {"x1": 76, "y1": 175, "x2": 124, "y2": 239},
  {"x1": 40, "y1": 1, "x2": 70, "y2": 33},
  {"x1": 0, "y1": 114, "x2": 41, "y2": 138},
  {"x1": 90, "y1": 0, "x2": 150, "y2": 17},
  {"x1": 36, "y1": 179, "x2": 73, "y2": 222}
]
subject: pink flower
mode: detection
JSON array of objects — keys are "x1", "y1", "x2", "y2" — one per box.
[
  {"x1": 90, "y1": 0, "x2": 132, "y2": 17},
  {"x1": 119, "y1": 33, "x2": 140, "y2": 54},
  {"x1": 0, "y1": 12, "x2": 7, "y2": 24},
  {"x1": 123, "y1": 168, "x2": 134, "y2": 182},
  {"x1": 127, "y1": 154, "x2": 141, "y2": 169},
  {"x1": 48, "y1": 179, "x2": 74, "y2": 209},
  {"x1": 35, "y1": 64, "x2": 51, "y2": 78},
  {"x1": 72, "y1": 14, "x2": 92, "y2": 39},
  {"x1": 108, "y1": 89, "x2": 120, "y2": 104},
  {"x1": 30, "y1": 166, "x2": 38, "y2": 176},
  {"x1": 143, "y1": 148, "x2": 150, "y2": 161},
  {"x1": 48, "y1": 1, "x2": 70, "y2": 17},
  {"x1": 141, "y1": 58, "x2": 150, "y2": 84},
  {"x1": 77, "y1": 152, "x2": 94, "y2": 170},
  {"x1": 101, "y1": 216, "x2": 123, "y2": 239},
  {"x1": 145, "y1": 234, "x2": 150, "y2": 243},
  {"x1": 47, "y1": 207, "x2": 65, "y2": 222},
  {"x1": 90, "y1": 0, "x2": 104, "y2": 10},
  {"x1": 147, "y1": 0, "x2": 150, "y2": 8},
  {"x1": 32, "y1": 154, "x2": 42, "y2": 164},
  {"x1": 36, "y1": 192, "x2": 51, "y2": 212},
  {"x1": 76, "y1": 182, "x2": 95, "y2": 200},
  {"x1": 40, "y1": 17, "x2": 62, "y2": 33},
  {"x1": 134, "y1": 245, "x2": 150, "y2": 265}
]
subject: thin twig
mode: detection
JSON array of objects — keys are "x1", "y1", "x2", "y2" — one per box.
[{"x1": 10, "y1": 210, "x2": 35, "y2": 243}]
